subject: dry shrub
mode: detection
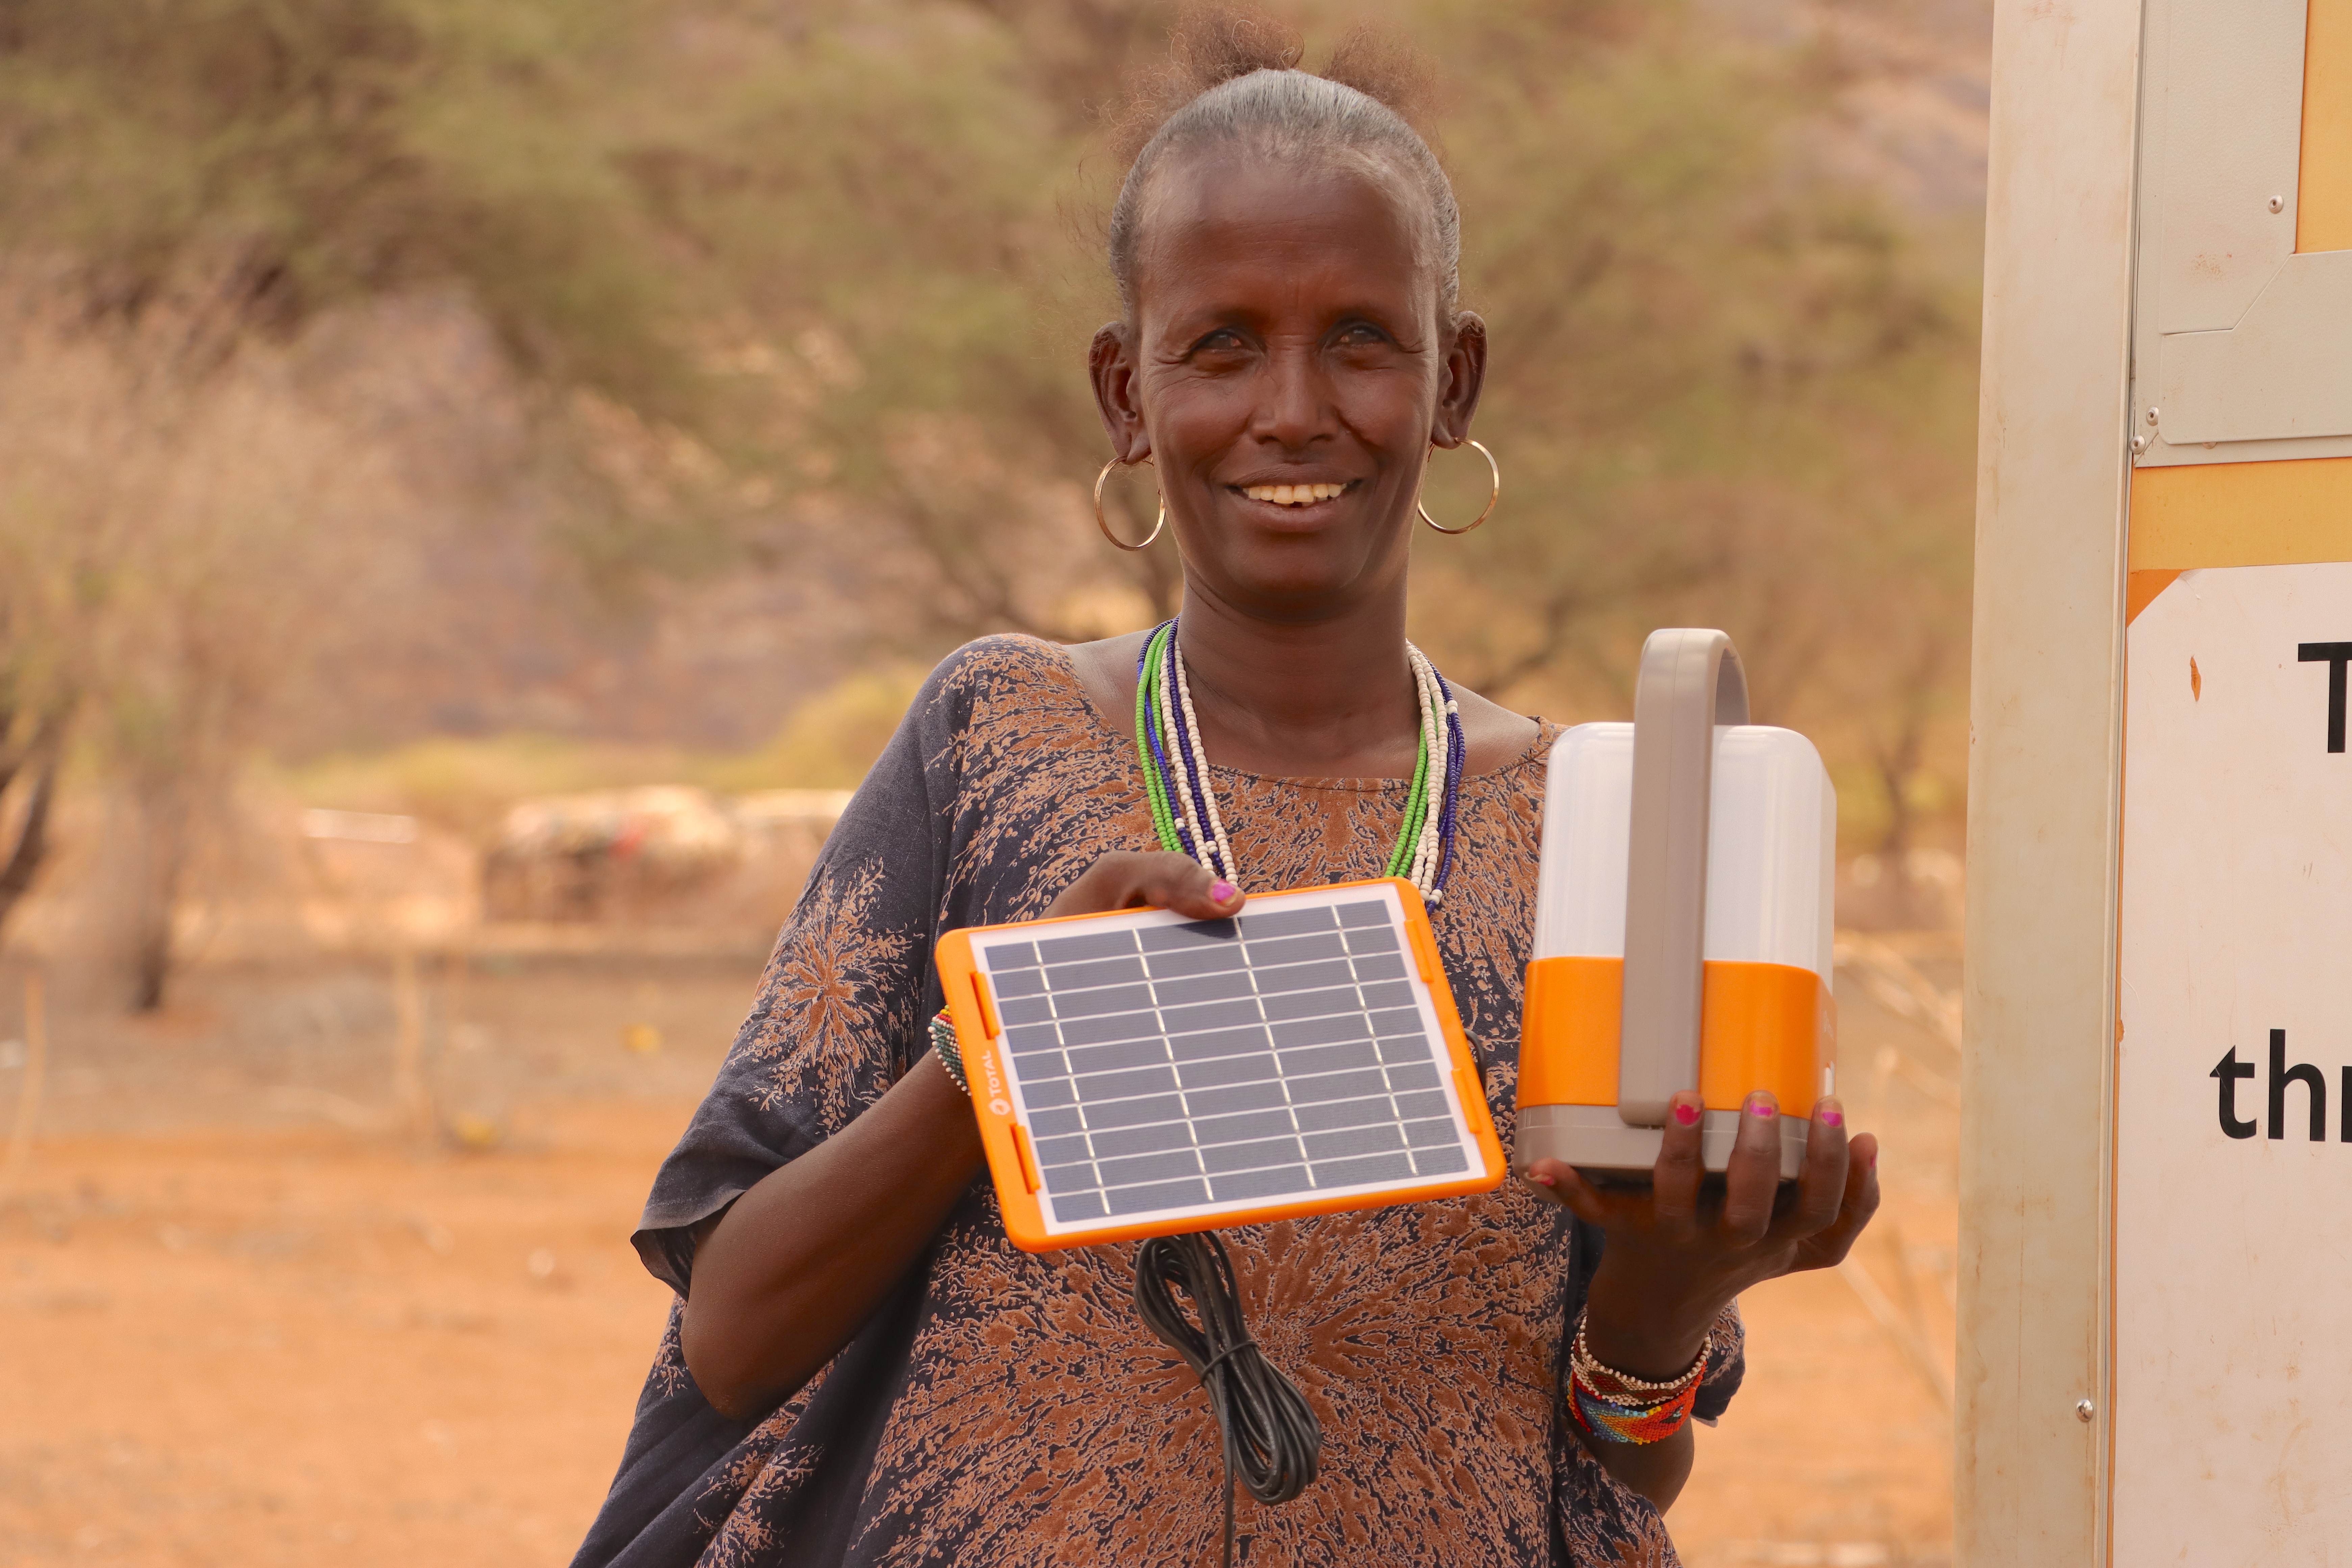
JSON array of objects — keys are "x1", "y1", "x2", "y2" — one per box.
[{"x1": 0, "y1": 264, "x2": 409, "y2": 1005}]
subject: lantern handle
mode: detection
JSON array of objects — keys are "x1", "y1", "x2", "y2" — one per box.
[{"x1": 1617, "y1": 628, "x2": 1748, "y2": 1127}]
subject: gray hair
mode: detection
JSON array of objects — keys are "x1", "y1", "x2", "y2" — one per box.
[{"x1": 1108, "y1": 69, "x2": 1462, "y2": 321}]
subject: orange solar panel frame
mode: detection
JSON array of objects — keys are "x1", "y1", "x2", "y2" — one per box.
[{"x1": 935, "y1": 877, "x2": 1506, "y2": 1252}]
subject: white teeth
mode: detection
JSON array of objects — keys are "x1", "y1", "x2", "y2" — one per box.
[{"x1": 1243, "y1": 482, "x2": 1347, "y2": 506}]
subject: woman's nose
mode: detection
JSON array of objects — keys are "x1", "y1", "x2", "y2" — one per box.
[{"x1": 1251, "y1": 344, "x2": 1334, "y2": 449}]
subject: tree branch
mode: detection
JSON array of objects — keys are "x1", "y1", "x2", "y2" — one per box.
[{"x1": 0, "y1": 705, "x2": 69, "y2": 946}]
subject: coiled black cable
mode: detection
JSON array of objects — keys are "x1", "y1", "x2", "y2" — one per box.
[{"x1": 1132, "y1": 1230, "x2": 1321, "y2": 1568}]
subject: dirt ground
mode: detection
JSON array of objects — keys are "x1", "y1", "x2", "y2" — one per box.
[{"x1": 0, "y1": 945, "x2": 1959, "y2": 1566}]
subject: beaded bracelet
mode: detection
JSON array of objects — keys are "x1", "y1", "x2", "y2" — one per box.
[
  {"x1": 1570, "y1": 1370, "x2": 1704, "y2": 1445},
  {"x1": 1565, "y1": 1311, "x2": 1712, "y2": 1446},
  {"x1": 1569, "y1": 1314, "x2": 1713, "y2": 1395},
  {"x1": 929, "y1": 1009, "x2": 969, "y2": 1096}
]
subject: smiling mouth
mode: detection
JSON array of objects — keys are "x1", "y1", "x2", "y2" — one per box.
[{"x1": 1239, "y1": 482, "x2": 1351, "y2": 507}]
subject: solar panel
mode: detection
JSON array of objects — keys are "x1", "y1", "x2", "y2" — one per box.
[{"x1": 936, "y1": 878, "x2": 1506, "y2": 1251}]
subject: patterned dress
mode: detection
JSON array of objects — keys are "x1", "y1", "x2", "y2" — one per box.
[{"x1": 572, "y1": 635, "x2": 1741, "y2": 1568}]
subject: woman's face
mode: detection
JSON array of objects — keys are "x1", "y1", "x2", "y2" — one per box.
[{"x1": 1092, "y1": 151, "x2": 1486, "y2": 622}]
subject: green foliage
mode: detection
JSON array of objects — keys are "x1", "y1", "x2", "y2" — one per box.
[
  {"x1": 698, "y1": 668, "x2": 928, "y2": 793},
  {"x1": 0, "y1": 0, "x2": 696, "y2": 419}
]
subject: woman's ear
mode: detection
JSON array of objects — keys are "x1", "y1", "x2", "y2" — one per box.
[
  {"x1": 1430, "y1": 310, "x2": 1489, "y2": 449},
  {"x1": 1089, "y1": 323, "x2": 1152, "y2": 464}
]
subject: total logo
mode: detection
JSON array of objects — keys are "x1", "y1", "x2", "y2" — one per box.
[{"x1": 989, "y1": 1097, "x2": 1011, "y2": 1116}]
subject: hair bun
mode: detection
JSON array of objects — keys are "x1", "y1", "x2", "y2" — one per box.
[
  {"x1": 1170, "y1": 8, "x2": 1305, "y2": 87},
  {"x1": 1113, "y1": 7, "x2": 1437, "y2": 164},
  {"x1": 1320, "y1": 27, "x2": 1438, "y2": 130}
]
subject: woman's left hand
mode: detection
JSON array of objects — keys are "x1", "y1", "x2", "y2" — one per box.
[{"x1": 1527, "y1": 1091, "x2": 1880, "y2": 1381}]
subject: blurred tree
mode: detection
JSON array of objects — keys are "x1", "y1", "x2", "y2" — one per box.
[
  {"x1": 1412, "y1": 0, "x2": 1974, "y2": 690},
  {"x1": 0, "y1": 274, "x2": 394, "y2": 1006},
  {"x1": 0, "y1": 284, "x2": 85, "y2": 954}
]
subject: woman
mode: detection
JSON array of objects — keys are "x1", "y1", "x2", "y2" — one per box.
[{"x1": 574, "y1": 27, "x2": 1878, "y2": 1568}]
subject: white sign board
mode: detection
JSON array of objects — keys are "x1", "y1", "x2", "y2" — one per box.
[{"x1": 2116, "y1": 562, "x2": 2352, "y2": 1557}]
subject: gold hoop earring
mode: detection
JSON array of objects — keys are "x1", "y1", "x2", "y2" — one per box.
[
  {"x1": 1416, "y1": 439, "x2": 1500, "y2": 535},
  {"x1": 1094, "y1": 458, "x2": 1166, "y2": 551}
]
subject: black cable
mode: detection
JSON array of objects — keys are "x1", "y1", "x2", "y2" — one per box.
[{"x1": 1133, "y1": 1230, "x2": 1321, "y2": 1568}]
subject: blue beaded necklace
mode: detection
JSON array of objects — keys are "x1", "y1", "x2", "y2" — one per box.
[{"x1": 1132, "y1": 620, "x2": 1466, "y2": 904}]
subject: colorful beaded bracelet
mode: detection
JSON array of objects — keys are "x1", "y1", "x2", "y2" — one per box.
[
  {"x1": 1564, "y1": 1310, "x2": 1712, "y2": 1445},
  {"x1": 1569, "y1": 1372, "x2": 1704, "y2": 1445}
]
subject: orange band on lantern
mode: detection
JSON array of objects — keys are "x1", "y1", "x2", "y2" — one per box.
[{"x1": 1517, "y1": 955, "x2": 1831, "y2": 1115}]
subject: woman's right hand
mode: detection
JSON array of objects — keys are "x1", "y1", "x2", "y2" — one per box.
[
  {"x1": 681, "y1": 850, "x2": 1238, "y2": 1418},
  {"x1": 1530, "y1": 1090, "x2": 1880, "y2": 1379}
]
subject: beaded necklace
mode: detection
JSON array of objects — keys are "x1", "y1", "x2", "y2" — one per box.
[{"x1": 1132, "y1": 619, "x2": 1467, "y2": 905}]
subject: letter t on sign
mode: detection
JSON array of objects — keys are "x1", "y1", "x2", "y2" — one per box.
[
  {"x1": 2298, "y1": 643, "x2": 2352, "y2": 752},
  {"x1": 2213, "y1": 1047, "x2": 2258, "y2": 1139}
]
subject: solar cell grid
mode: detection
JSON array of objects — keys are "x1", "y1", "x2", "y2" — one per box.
[{"x1": 972, "y1": 892, "x2": 1477, "y2": 1230}]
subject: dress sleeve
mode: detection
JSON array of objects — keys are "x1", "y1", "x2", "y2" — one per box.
[
  {"x1": 626, "y1": 649, "x2": 973, "y2": 1295},
  {"x1": 1691, "y1": 1300, "x2": 1745, "y2": 1425}
]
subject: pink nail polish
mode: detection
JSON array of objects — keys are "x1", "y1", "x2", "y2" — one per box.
[
  {"x1": 1819, "y1": 1107, "x2": 1845, "y2": 1128},
  {"x1": 1748, "y1": 1097, "x2": 1777, "y2": 1118},
  {"x1": 1530, "y1": 1170, "x2": 1555, "y2": 1186},
  {"x1": 1672, "y1": 1102, "x2": 1701, "y2": 1127},
  {"x1": 1210, "y1": 881, "x2": 1237, "y2": 903}
]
